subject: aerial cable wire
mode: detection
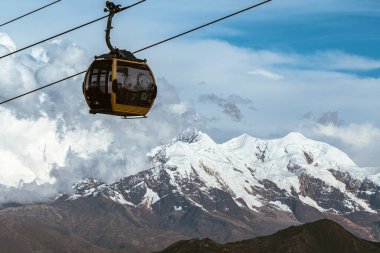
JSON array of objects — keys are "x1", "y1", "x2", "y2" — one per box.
[
  {"x1": 0, "y1": 0, "x2": 146, "y2": 60},
  {"x1": 0, "y1": 16, "x2": 108, "y2": 60},
  {"x1": 0, "y1": 0, "x2": 272, "y2": 105},
  {"x1": 133, "y1": 0, "x2": 271, "y2": 54},
  {"x1": 0, "y1": 0, "x2": 62, "y2": 28},
  {"x1": 0, "y1": 71, "x2": 87, "y2": 105}
]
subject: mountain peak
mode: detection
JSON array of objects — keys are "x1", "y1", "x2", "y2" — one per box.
[
  {"x1": 146, "y1": 130, "x2": 370, "y2": 214},
  {"x1": 283, "y1": 132, "x2": 306, "y2": 140},
  {"x1": 233, "y1": 133, "x2": 255, "y2": 143},
  {"x1": 174, "y1": 128, "x2": 201, "y2": 143},
  {"x1": 221, "y1": 133, "x2": 256, "y2": 150},
  {"x1": 174, "y1": 128, "x2": 215, "y2": 145},
  {"x1": 72, "y1": 178, "x2": 105, "y2": 197}
]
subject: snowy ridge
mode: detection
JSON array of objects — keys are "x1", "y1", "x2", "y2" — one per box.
[
  {"x1": 66, "y1": 130, "x2": 380, "y2": 216},
  {"x1": 148, "y1": 131, "x2": 378, "y2": 214}
]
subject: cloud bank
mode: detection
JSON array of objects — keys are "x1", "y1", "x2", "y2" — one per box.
[
  {"x1": 0, "y1": 33, "x2": 205, "y2": 203},
  {"x1": 299, "y1": 111, "x2": 380, "y2": 167},
  {"x1": 198, "y1": 94, "x2": 255, "y2": 122},
  {"x1": 0, "y1": 31, "x2": 379, "y2": 204}
]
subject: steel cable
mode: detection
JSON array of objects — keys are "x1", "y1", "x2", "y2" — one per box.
[
  {"x1": 0, "y1": 0, "x2": 271, "y2": 105},
  {"x1": 0, "y1": 0, "x2": 146, "y2": 60},
  {"x1": 0, "y1": 0, "x2": 62, "y2": 27}
]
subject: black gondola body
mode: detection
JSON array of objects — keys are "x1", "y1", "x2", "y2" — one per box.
[
  {"x1": 83, "y1": 1, "x2": 157, "y2": 118},
  {"x1": 83, "y1": 55, "x2": 157, "y2": 117}
]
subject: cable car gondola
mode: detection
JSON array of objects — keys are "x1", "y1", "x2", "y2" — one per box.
[{"x1": 83, "y1": 1, "x2": 157, "y2": 119}]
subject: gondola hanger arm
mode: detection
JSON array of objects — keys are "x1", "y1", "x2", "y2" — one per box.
[{"x1": 104, "y1": 1, "x2": 146, "y2": 56}]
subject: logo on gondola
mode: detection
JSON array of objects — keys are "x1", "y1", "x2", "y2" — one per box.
[{"x1": 136, "y1": 73, "x2": 152, "y2": 90}]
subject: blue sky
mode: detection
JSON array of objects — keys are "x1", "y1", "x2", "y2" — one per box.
[
  {"x1": 3, "y1": 0, "x2": 379, "y2": 57},
  {"x1": 0, "y1": 0, "x2": 379, "y2": 201}
]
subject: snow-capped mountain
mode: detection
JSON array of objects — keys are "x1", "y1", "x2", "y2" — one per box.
[
  {"x1": 63, "y1": 129, "x2": 380, "y2": 242},
  {"x1": 1, "y1": 130, "x2": 380, "y2": 252},
  {"x1": 69, "y1": 130, "x2": 380, "y2": 213}
]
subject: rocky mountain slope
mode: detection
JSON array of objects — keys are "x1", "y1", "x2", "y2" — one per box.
[
  {"x1": 64, "y1": 129, "x2": 380, "y2": 240},
  {"x1": 157, "y1": 219, "x2": 380, "y2": 253},
  {"x1": 1, "y1": 130, "x2": 380, "y2": 252}
]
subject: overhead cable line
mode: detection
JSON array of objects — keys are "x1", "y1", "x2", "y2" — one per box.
[
  {"x1": 0, "y1": 15, "x2": 108, "y2": 60},
  {"x1": 134, "y1": 0, "x2": 271, "y2": 53},
  {"x1": 0, "y1": 0, "x2": 271, "y2": 105},
  {"x1": 0, "y1": 0, "x2": 146, "y2": 60},
  {"x1": 0, "y1": 71, "x2": 86, "y2": 105},
  {"x1": 0, "y1": 0, "x2": 62, "y2": 28}
]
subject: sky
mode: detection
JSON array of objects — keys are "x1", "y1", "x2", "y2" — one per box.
[{"x1": 0, "y1": 0, "x2": 379, "y2": 203}]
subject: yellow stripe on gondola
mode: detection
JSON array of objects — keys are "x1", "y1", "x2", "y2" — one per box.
[
  {"x1": 111, "y1": 92, "x2": 149, "y2": 115},
  {"x1": 115, "y1": 105, "x2": 150, "y2": 115}
]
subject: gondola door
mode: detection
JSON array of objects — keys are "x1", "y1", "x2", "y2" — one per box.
[{"x1": 85, "y1": 60, "x2": 112, "y2": 112}]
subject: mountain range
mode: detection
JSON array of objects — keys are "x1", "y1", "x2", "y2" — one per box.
[{"x1": 0, "y1": 129, "x2": 380, "y2": 252}]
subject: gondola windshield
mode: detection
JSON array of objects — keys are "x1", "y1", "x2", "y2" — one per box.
[{"x1": 115, "y1": 61, "x2": 156, "y2": 108}]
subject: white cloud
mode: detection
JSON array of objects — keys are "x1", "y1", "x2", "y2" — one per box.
[
  {"x1": 248, "y1": 69, "x2": 283, "y2": 80},
  {"x1": 0, "y1": 33, "x2": 206, "y2": 203},
  {"x1": 31, "y1": 47, "x2": 49, "y2": 63},
  {"x1": 0, "y1": 32, "x2": 16, "y2": 52},
  {"x1": 294, "y1": 51, "x2": 380, "y2": 71},
  {"x1": 143, "y1": 38, "x2": 380, "y2": 139},
  {"x1": 0, "y1": 107, "x2": 113, "y2": 187},
  {"x1": 297, "y1": 115, "x2": 380, "y2": 167},
  {"x1": 318, "y1": 51, "x2": 380, "y2": 71},
  {"x1": 313, "y1": 123, "x2": 380, "y2": 149},
  {"x1": 168, "y1": 102, "x2": 190, "y2": 115},
  {"x1": 0, "y1": 28, "x2": 379, "y2": 204}
]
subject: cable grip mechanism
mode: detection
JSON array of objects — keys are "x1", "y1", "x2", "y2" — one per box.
[{"x1": 104, "y1": 1, "x2": 122, "y2": 56}]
